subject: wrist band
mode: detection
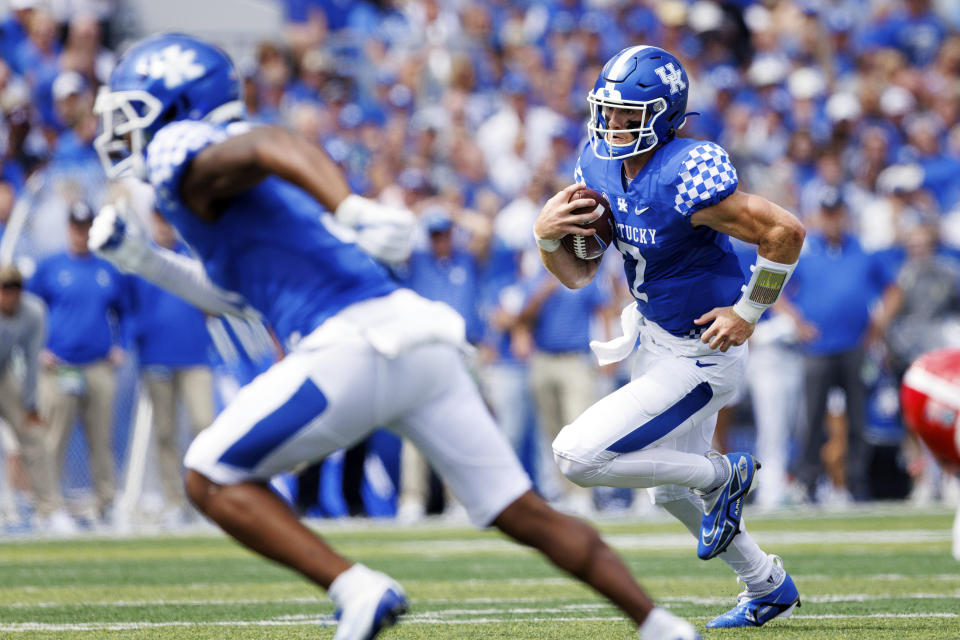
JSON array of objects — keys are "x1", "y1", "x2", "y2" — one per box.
[
  {"x1": 535, "y1": 234, "x2": 561, "y2": 253},
  {"x1": 731, "y1": 255, "x2": 797, "y2": 324}
]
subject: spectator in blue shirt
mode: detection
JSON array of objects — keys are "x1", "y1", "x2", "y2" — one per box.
[
  {"x1": 778, "y1": 189, "x2": 893, "y2": 503},
  {"x1": 863, "y1": 0, "x2": 946, "y2": 66},
  {"x1": 0, "y1": 0, "x2": 35, "y2": 76},
  {"x1": 29, "y1": 201, "x2": 131, "y2": 525},
  {"x1": 405, "y1": 211, "x2": 483, "y2": 343},
  {"x1": 518, "y1": 266, "x2": 611, "y2": 513},
  {"x1": 14, "y1": 8, "x2": 58, "y2": 95},
  {"x1": 131, "y1": 213, "x2": 216, "y2": 527}
]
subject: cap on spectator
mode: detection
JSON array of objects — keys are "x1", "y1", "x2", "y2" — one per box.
[
  {"x1": 398, "y1": 167, "x2": 429, "y2": 192},
  {"x1": 904, "y1": 111, "x2": 944, "y2": 139},
  {"x1": 825, "y1": 92, "x2": 861, "y2": 123},
  {"x1": 706, "y1": 65, "x2": 741, "y2": 92},
  {"x1": 68, "y1": 201, "x2": 95, "y2": 225},
  {"x1": 787, "y1": 68, "x2": 826, "y2": 100},
  {"x1": 747, "y1": 56, "x2": 788, "y2": 87},
  {"x1": 877, "y1": 164, "x2": 925, "y2": 195},
  {"x1": 656, "y1": 1, "x2": 687, "y2": 27},
  {"x1": 10, "y1": 0, "x2": 39, "y2": 9},
  {"x1": 879, "y1": 86, "x2": 916, "y2": 117},
  {"x1": 0, "y1": 264, "x2": 23, "y2": 287},
  {"x1": 744, "y1": 4, "x2": 772, "y2": 32},
  {"x1": 387, "y1": 84, "x2": 413, "y2": 110},
  {"x1": 688, "y1": 0, "x2": 724, "y2": 34},
  {"x1": 0, "y1": 79, "x2": 30, "y2": 114},
  {"x1": 818, "y1": 186, "x2": 845, "y2": 211},
  {"x1": 52, "y1": 71, "x2": 88, "y2": 102},
  {"x1": 424, "y1": 210, "x2": 453, "y2": 234},
  {"x1": 796, "y1": 0, "x2": 821, "y2": 16},
  {"x1": 825, "y1": 6, "x2": 855, "y2": 32},
  {"x1": 301, "y1": 49, "x2": 333, "y2": 74},
  {"x1": 338, "y1": 103, "x2": 364, "y2": 129}
]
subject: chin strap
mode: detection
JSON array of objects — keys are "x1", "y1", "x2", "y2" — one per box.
[{"x1": 669, "y1": 111, "x2": 700, "y2": 138}]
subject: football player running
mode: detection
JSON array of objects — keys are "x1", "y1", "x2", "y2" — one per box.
[
  {"x1": 534, "y1": 46, "x2": 806, "y2": 629},
  {"x1": 89, "y1": 34, "x2": 702, "y2": 640}
]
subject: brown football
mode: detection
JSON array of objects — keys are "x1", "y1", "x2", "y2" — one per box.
[{"x1": 560, "y1": 187, "x2": 616, "y2": 260}]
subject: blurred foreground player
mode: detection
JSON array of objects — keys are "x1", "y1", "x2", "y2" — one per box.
[
  {"x1": 900, "y1": 348, "x2": 960, "y2": 562},
  {"x1": 89, "y1": 34, "x2": 700, "y2": 640},
  {"x1": 534, "y1": 46, "x2": 805, "y2": 628}
]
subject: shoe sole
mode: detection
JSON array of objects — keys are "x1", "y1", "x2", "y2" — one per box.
[{"x1": 778, "y1": 598, "x2": 800, "y2": 621}]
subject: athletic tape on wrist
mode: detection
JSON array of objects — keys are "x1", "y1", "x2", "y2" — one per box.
[
  {"x1": 535, "y1": 234, "x2": 561, "y2": 253},
  {"x1": 732, "y1": 255, "x2": 797, "y2": 324}
]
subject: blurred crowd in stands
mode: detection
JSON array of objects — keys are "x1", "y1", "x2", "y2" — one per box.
[{"x1": 1, "y1": 0, "x2": 959, "y2": 533}]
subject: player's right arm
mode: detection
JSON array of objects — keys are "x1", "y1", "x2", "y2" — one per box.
[
  {"x1": 533, "y1": 184, "x2": 604, "y2": 289},
  {"x1": 179, "y1": 125, "x2": 350, "y2": 222},
  {"x1": 155, "y1": 122, "x2": 413, "y2": 263}
]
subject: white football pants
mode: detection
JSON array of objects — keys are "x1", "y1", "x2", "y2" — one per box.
[
  {"x1": 185, "y1": 291, "x2": 531, "y2": 527},
  {"x1": 552, "y1": 324, "x2": 774, "y2": 585}
]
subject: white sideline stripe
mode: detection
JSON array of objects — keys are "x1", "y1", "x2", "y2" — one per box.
[
  {"x1": 0, "y1": 612, "x2": 957, "y2": 632},
  {"x1": 3, "y1": 591, "x2": 959, "y2": 610}
]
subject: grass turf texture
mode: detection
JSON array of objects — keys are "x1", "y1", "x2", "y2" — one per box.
[{"x1": 0, "y1": 505, "x2": 957, "y2": 639}]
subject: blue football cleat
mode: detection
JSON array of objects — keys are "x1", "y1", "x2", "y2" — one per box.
[
  {"x1": 333, "y1": 576, "x2": 408, "y2": 640},
  {"x1": 697, "y1": 452, "x2": 759, "y2": 560},
  {"x1": 707, "y1": 556, "x2": 800, "y2": 628}
]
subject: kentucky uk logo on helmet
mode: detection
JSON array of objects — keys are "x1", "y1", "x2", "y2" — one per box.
[{"x1": 134, "y1": 44, "x2": 206, "y2": 89}]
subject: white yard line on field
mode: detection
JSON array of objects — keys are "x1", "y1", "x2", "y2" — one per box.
[
  {"x1": 221, "y1": 528, "x2": 947, "y2": 557},
  {"x1": 0, "y1": 612, "x2": 957, "y2": 633},
  {"x1": 1, "y1": 591, "x2": 959, "y2": 610}
]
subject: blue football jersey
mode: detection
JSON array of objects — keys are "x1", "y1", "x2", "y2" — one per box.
[
  {"x1": 146, "y1": 120, "x2": 397, "y2": 347},
  {"x1": 575, "y1": 137, "x2": 745, "y2": 337}
]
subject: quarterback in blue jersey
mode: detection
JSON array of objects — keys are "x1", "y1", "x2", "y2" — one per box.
[
  {"x1": 89, "y1": 34, "x2": 703, "y2": 640},
  {"x1": 535, "y1": 46, "x2": 807, "y2": 629}
]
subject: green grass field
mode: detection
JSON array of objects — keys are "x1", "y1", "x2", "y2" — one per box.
[{"x1": 0, "y1": 505, "x2": 957, "y2": 639}]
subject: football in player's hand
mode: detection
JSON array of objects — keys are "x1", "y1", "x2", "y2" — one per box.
[{"x1": 560, "y1": 188, "x2": 616, "y2": 260}]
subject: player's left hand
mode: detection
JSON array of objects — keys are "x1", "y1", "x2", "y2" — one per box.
[
  {"x1": 694, "y1": 306, "x2": 755, "y2": 352},
  {"x1": 335, "y1": 194, "x2": 415, "y2": 263},
  {"x1": 89, "y1": 203, "x2": 151, "y2": 273}
]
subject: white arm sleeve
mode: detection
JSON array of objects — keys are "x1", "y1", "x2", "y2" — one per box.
[
  {"x1": 90, "y1": 203, "x2": 257, "y2": 319},
  {"x1": 131, "y1": 246, "x2": 259, "y2": 319}
]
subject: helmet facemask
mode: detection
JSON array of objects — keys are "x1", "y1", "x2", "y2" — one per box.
[
  {"x1": 587, "y1": 88, "x2": 668, "y2": 160},
  {"x1": 93, "y1": 88, "x2": 164, "y2": 180}
]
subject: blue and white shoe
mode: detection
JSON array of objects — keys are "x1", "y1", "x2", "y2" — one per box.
[
  {"x1": 697, "y1": 452, "x2": 759, "y2": 560},
  {"x1": 706, "y1": 555, "x2": 800, "y2": 628},
  {"x1": 332, "y1": 571, "x2": 408, "y2": 640}
]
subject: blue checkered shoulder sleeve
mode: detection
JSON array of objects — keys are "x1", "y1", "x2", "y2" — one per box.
[
  {"x1": 146, "y1": 121, "x2": 228, "y2": 210},
  {"x1": 671, "y1": 141, "x2": 738, "y2": 217}
]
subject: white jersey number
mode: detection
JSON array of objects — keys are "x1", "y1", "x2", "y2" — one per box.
[{"x1": 617, "y1": 241, "x2": 648, "y2": 302}]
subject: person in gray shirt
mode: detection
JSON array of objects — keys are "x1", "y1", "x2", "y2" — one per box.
[{"x1": 0, "y1": 264, "x2": 75, "y2": 534}]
